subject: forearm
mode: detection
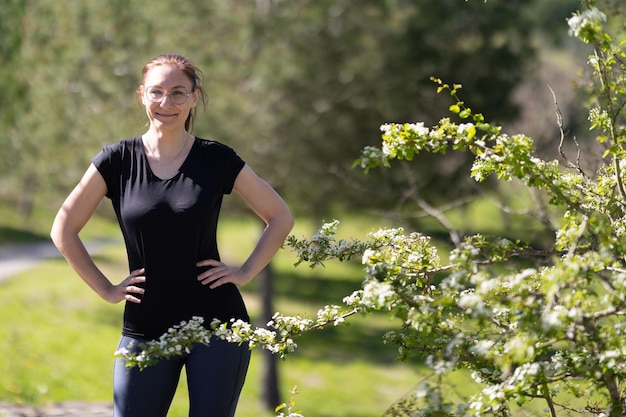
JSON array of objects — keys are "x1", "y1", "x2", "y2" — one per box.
[
  {"x1": 51, "y1": 229, "x2": 114, "y2": 301},
  {"x1": 239, "y1": 216, "x2": 294, "y2": 282}
]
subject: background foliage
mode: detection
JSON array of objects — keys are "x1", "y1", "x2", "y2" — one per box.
[
  {"x1": 1, "y1": 0, "x2": 582, "y2": 221},
  {"x1": 2, "y1": 0, "x2": 620, "y2": 416}
]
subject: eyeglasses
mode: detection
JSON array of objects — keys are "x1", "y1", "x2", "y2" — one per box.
[{"x1": 144, "y1": 86, "x2": 192, "y2": 105}]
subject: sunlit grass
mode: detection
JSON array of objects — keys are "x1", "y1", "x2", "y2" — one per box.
[
  {"x1": 0, "y1": 203, "x2": 565, "y2": 416},
  {"x1": 0, "y1": 252, "x2": 124, "y2": 404},
  {"x1": 0, "y1": 214, "x2": 425, "y2": 417}
]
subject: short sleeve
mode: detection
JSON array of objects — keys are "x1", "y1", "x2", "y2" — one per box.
[
  {"x1": 92, "y1": 142, "x2": 124, "y2": 200},
  {"x1": 195, "y1": 139, "x2": 245, "y2": 195},
  {"x1": 218, "y1": 143, "x2": 245, "y2": 195}
]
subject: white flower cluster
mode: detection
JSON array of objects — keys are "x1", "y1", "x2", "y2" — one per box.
[
  {"x1": 458, "y1": 289, "x2": 489, "y2": 318},
  {"x1": 114, "y1": 316, "x2": 211, "y2": 369},
  {"x1": 380, "y1": 123, "x2": 419, "y2": 156},
  {"x1": 290, "y1": 220, "x2": 367, "y2": 267},
  {"x1": 424, "y1": 354, "x2": 456, "y2": 376},
  {"x1": 343, "y1": 280, "x2": 396, "y2": 311},
  {"x1": 355, "y1": 146, "x2": 387, "y2": 169},
  {"x1": 276, "y1": 412, "x2": 304, "y2": 417},
  {"x1": 448, "y1": 240, "x2": 480, "y2": 264},
  {"x1": 541, "y1": 305, "x2": 567, "y2": 331},
  {"x1": 598, "y1": 347, "x2": 626, "y2": 371},
  {"x1": 568, "y1": 7, "x2": 607, "y2": 38},
  {"x1": 457, "y1": 122, "x2": 474, "y2": 135},
  {"x1": 368, "y1": 226, "x2": 405, "y2": 241},
  {"x1": 316, "y1": 304, "x2": 348, "y2": 326},
  {"x1": 318, "y1": 219, "x2": 339, "y2": 236},
  {"x1": 116, "y1": 303, "x2": 363, "y2": 368},
  {"x1": 212, "y1": 316, "x2": 302, "y2": 356},
  {"x1": 379, "y1": 121, "x2": 464, "y2": 159},
  {"x1": 470, "y1": 360, "x2": 557, "y2": 414}
]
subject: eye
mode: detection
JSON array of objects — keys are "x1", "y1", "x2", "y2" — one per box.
[
  {"x1": 170, "y1": 90, "x2": 187, "y2": 98},
  {"x1": 147, "y1": 87, "x2": 164, "y2": 99}
]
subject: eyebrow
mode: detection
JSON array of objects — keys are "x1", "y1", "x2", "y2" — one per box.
[{"x1": 148, "y1": 85, "x2": 190, "y2": 90}]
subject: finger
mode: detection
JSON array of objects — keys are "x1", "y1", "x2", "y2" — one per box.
[
  {"x1": 126, "y1": 285, "x2": 145, "y2": 295},
  {"x1": 199, "y1": 273, "x2": 226, "y2": 285},
  {"x1": 209, "y1": 278, "x2": 228, "y2": 289},
  {"x1": 125, "y1": 293, "x2": 142, "y2": 304},
  {"x1": 200, "y1": 269, "x2": 230, "y2": 286},
  {"x1": 206, "y1": 274, "x2": 232, "y2": 288},
  {"x1": 130, "y1": 267, "x2": 145, "y2": 277},
  {"x1": 197, "y1": 264, "x2": 226, "y2": 282},
  {"x1": 128, "y1": 276, "x2": 146, "y2": 285},
  {"x1": 196, "y1": 259, "x2": 220, "y2": 267}
]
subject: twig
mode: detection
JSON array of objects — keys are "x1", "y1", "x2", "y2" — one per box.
[
  {"x1": 401, "y1": 164, "x2": 462, "y2": 247},
  {"x1": 549, "y1": 85, "x2": 587, "y2": 178}
]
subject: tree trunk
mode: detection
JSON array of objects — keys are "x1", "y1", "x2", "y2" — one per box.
[{"x1": 259, "y1": 260, "x2": 281, "y2": 410}]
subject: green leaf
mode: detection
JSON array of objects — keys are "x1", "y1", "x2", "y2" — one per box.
[
  {"x1": 459, "y1": 109, "x2": 471, "y2": 119},
  {"x1": 467, "y1": 125, "x2": 476, "y2": 140},
  {"x1": 449, "y1": 104, "x2": 461, "y2": 114}
]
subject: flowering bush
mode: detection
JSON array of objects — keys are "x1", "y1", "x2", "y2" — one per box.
[
  {"x1": 116, "y1": 1, "x2": 626, "y2": 416},
  {"x1": 114, "y1": 310, "x2": 354, "y2": 371}
]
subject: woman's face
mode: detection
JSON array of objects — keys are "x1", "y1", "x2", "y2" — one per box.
[{"x1": 140, "y1": 64, "x2": 200, "y2": 132}]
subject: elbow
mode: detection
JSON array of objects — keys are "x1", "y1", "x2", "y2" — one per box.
[
  {"x1": 50, "y1": 218, "x2": 64, "y2": 251},
  {"x1": 286, "y1": 210, "x2": 295, "y2": 234},
  {"x1": 281, "y1": 205, "x2": 295, "y2": 236},
  {"x1": 50, "y1": 214, "x2": 74, "y2": 253},
  {"x1": 50, "y1": 213, "x2": 60, "y2": 244},
  {"x1": 269, "y1": 205, "x2": 295, "y2": 238}
]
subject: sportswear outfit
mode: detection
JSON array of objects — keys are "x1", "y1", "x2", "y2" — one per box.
[{"x1": 93, "y1": 136, "x2": 250, "y2": 417}]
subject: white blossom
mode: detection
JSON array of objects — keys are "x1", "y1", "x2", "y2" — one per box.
[{"x1": 568, "y1": 7, "x2": 606, "y2": 38}]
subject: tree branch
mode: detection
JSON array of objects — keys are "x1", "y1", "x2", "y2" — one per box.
[{"x1": 549, "y1": 85, "x2": 588, "y2": 179}]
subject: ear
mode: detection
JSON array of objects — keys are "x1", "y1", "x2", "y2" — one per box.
[
  {"x1": 190, "y1": 88, "x2": 201, "y2": 108},
  {"x1": 139, "y1": 85, "x2": 148, "y2": 105}
]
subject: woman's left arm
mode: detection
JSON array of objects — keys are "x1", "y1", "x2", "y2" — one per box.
[{"x1": 197, "y1": 165, "x2": 294, "y2": 288}]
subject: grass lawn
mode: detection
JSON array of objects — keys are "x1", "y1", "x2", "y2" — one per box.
[
  {"x1": 0, "y1": 214, "x2": 428, "y2": 417},
  {"x1": 0, "y1": 202, "x2": 564, "y2": 416}
]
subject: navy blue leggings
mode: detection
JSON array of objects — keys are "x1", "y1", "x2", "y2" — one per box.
[{"x1": 113, "y1": 335, "x2": 251, "y2": 417}]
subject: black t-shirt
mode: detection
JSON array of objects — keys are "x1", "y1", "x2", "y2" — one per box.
[{"x1": 93, "y1": 136, "x2": 249, "y2": 340}]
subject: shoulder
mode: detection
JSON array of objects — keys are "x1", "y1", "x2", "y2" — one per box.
[
  {"x1": 99, "y1": 137, "x2": 140, "y2": 156},
  {"x1": 193, "y1": 137, "x2": 245, "y2": 164},
  {"x1": 194, "y1": 137, "x2": 238, "y2": 154},
  {"x1": 92, "y1": 137, "x2": 140, "y2": 170}
]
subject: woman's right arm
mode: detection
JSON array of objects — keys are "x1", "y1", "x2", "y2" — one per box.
[{"x1": 50, "y1": 163, "x2": 145, "y2": 304}]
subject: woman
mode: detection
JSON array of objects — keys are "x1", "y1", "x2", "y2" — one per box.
[{"x1": 50, "y1": 53, "x2": 294, "y2": 417}]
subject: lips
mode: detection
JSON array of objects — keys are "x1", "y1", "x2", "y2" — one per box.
[{"x1": 155, "y1": 111, "x2": 178, "y2": 119}]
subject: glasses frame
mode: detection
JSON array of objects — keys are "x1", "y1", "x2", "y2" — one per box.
[{"x1": 144, "y1": 85, "x2": 193, "y2": 105}]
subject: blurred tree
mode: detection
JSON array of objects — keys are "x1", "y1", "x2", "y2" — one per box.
[
  {"x1": 0, "y1": 0, "x2": 27, "y2": 209},
  {"x1": 118, "y1": 2, "x2": 626, "y2": 415},
  {"x1": 1, "y1": 0, "x2": 154, "y2": 217},
  {"x1": 3, "y1": 0, "x2": 583, "y2": 227},
  {"x1": 210, "y1": 0, "x2": 542, "y2": 224},
  {"x1": 0, "y1": 0, "x2": 607, "y2": 413}
]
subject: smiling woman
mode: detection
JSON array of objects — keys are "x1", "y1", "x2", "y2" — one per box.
[
  {"x1": 50, "y1": 53, "x2": 294, "y2": 417},
  {"x1": 137, "y1": 53, "x2": 206, "y2": 133}
]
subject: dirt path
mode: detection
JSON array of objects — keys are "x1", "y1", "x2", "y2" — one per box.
[
  {"x1": 0, "y1": 239, "x2": 114, "y2": 281},
  {"x1": 0, "y1": 241, "x2": 60, "y2": 281},
  {"x1": 0, "y1": 401, "x2": 113, "y2": 417},
  {"x1": 0, "y1": 241, "x2": 117, "y2": 417}
]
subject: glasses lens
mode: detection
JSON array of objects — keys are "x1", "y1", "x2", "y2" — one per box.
[
  {"x1": 146, "y1": 87, "x2": 164, "y2": 102},
  {"x1": 145, "y1": 87, "x2": 189, "y2": 104},
  {"x1": 170, "y1": 90, "x2": 189, "y2": 104}
]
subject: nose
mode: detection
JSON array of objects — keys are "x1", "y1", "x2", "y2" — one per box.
[{"x1": 158, "y1": 94, "x2": 174, "y2": 107}]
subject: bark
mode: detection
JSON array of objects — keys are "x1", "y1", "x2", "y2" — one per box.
[{"x1": 259, "y1": 260, "x2": 280, "y2": 410}]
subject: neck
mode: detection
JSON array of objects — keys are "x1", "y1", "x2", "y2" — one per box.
[
  {"x1": 142, "y1": 130, "x2": 191, "y2": 167},
  {"x1": 144, "y1": 128, "x2": 188, "y2": 148}
]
